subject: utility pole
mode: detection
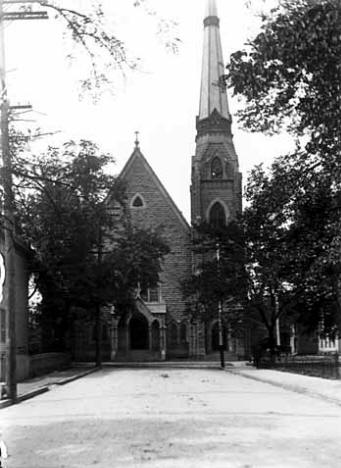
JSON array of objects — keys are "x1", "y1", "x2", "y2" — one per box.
[
  {"x1": 0, "y1": 0, "x2": 17, "y2": 400},
  {"x1": 275, "y1": 293, "x2": 281, "y2": 347},
  {"x1": 0, "y1": 0, "x2": 47, "y2": 400},
  {"x1": 216, "y1": 243, "x2": 225, "y2": 369}
]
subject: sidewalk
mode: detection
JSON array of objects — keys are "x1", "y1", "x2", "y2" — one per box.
[
  {"x1": 229, "y1": 364, "x2": 341, "y2": 407},
  {"x1": 0, "y1": 365, "x2": 99, "y2": 409}
]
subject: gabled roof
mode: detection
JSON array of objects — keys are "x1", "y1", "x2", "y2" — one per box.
[{"x1": 119, "y1": 146, "x2": 190, "y2": 232}]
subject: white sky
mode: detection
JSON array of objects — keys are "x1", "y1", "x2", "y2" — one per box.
[{"x1": 4, "y1": 0, "x2": 293, "y2": 221}]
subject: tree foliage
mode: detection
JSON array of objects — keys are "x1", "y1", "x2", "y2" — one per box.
[
  {"x1": 228, "y1": 0, "x2": 341, "y2": 171},
  {"x1": 182, "y1": 222, "x2": 247, "y2": 329},
  {"x1": 8, "y1": 0, "x2": 181, "y2": 99},
  {"x1": 244, "y1": 155, "x2": 341, "y2": 344},
  {"x1": 227, "y1": 0, "x2": 341, "y2": 341},
  {"x1": 10, "y1": 139, "x2": 169, "y2": 355}
]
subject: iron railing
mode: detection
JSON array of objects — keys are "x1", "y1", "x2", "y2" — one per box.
[{"x1": 258, "y1": 354, "x2": 340, "y2": 380}]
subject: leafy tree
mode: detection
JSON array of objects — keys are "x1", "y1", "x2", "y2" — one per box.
[
  {"x1": 182, "y1": 221, "x2": 247, "y2": 335},
  {"x1": 244, "y1": 156, "x2": 341, "y2": 350},
  {"x1": 8, "y1": 0, "x2": 180, "y2": 98},
  {"x1": 12, "y1": 139, "x2": 169, "y2": 364},
  {"x1": 227, "y1": 0, "x2": 341, "y2": 171},
  {"x1": 226, "y1": 0, "x2": 341, "y2": 344}
]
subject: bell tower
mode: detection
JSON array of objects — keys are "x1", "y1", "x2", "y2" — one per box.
[{"x1": 191, "y1": 0, "x2": 242, "y2": 227}]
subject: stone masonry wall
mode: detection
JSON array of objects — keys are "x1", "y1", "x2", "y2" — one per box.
[{"x1": 121, "y1": 152, "x2": 192, "y2": 324}]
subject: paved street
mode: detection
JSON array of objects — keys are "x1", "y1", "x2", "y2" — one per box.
[{"x1": 1, "y1": 368, "x2": 341, "y2": 468}]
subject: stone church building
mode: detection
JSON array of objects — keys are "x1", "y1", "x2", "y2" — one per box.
[{"x1": 74, "y1": 0, "x2": 245, "y2": 362}]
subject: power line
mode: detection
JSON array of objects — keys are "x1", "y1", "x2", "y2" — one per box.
[{"x1": 3, "y1": 11, "x2": 48, "y2": 20}]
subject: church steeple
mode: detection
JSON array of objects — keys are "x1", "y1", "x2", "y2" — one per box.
[
  {"x1": 191, "y1": 0, "x2": 242, "y2": 226},
  {"x1": 205, "y1": 0, "x2": 218, "y2": 18},
  {"x1": 198, "y1": 0, "x2": 231, "y2": 126}
]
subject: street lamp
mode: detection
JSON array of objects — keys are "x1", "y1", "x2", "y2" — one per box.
[{"x1": 216, "y1": 243, "x2": 225, "y2": 369}]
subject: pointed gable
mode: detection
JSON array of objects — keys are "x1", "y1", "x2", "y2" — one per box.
[
  {"x1": 119, "y1": 146, "x2": 192, "y2": 323},
  {"x1": 120, "y1": 147, "x2": 190, "y2": 233}
]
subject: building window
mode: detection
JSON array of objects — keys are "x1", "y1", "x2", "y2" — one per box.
[
  {"x1": 209, "y1": 202, "x2": 226, "y2": 228},
  {"x1": 141, "y1": 286, "x2": 161, "y2": 303},
  {"x1": 180, "y1": 322, "x2": 187, "y2": 343},
  {"x1": 168, "y1": 322, "x2": 178, "y2": 346},
  {"x1": 131, "y1": 194, "x2": 145, "y2": 208},
  {"x1": 211, "y1": 157, "x2": 223, "y2": 179}
]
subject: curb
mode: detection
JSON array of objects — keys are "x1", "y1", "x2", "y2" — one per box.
[
  {"x1": 227, "y1": 368, "x2": 341, "y2": 408},
  {"x1": 0, "y1": 386, "x2": 49, "y2": 409},
  {"x1": 16, "y1": 386, "x2": 49, "y2": 403},
  {"x1": 0, "y1": 366, "x2": 100, "y2": 409},
  {"x1": 102, "y1": 362, "x2": 233, "y2": 369},
  {"x1": 55, "y1": 367, "x2": 100, "y2": 385}
]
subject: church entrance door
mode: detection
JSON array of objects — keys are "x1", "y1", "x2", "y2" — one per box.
[{"x1": 130, "y1": 313, "x2": 149, "y2": 350}]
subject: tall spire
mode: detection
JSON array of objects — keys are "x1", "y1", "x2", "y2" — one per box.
[
  {"x1": 198, "y1": 0, "x2": 230, "y2": 122},
  {"x1": 205, "y1": 0, "x2": 218, "y2": 18}
]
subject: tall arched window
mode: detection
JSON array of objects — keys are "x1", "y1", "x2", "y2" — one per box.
[
  {"x1": 211, "y1": 157, "x2": 223, "y2": 179},
  {"x1": 180, "y1": 322, "x2": 187, "y2": 343},
  {"x1": 209, "y1": 202, "x2": 226, "y2": 228}
]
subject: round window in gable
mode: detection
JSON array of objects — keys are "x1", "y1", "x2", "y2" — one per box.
[{"x1": 131, "y1": 194, "x2": 145, "y2": 208}]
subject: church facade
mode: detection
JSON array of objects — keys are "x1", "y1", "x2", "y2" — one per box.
[{"x1": 74, "y1": 0, "x2": 246, "y2": 362}]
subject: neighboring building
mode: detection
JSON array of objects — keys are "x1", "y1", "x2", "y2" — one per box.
[
  {"x1": 74, "y1": 0, "x2": 246, "y2": 362},
  {"x1": 0, "y1": 236, "x2": 31, "y2": 383},
  {"x1": 292, "y1": 324, "x2": 339, "y2": 355}
]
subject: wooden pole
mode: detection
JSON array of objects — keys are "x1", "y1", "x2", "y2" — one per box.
[{"x1": 0, "y1": 0, "x2": 17, "y2": 400}]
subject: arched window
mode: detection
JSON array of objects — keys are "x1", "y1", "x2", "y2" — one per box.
[
  {"x1": 167, "y1": 322, "x2": 178, "y2": 347},
  {"x1": 211, "y1": 157, "x2": 223, "y2": 179},
  {"x1": 180, "y1": 322, "x2": 187, "y2": 343},
  {"x1": 209, "y1": 202, "x2": 226, "y2": 228},
  {"x1": 131, "y1": 194, "x2": 145, "y2": 208}
]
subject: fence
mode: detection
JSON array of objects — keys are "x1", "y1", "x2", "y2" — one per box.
[
  {"x1": 258, "y1": 354, "x2": 340, "y2": 380},
  {"x1": 29, "y1": 352, "x2": 71, "y2": 378}
]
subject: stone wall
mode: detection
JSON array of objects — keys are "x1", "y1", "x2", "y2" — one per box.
[{"x1": 120, "y1": 150, "x2": 192, "y2": 324}]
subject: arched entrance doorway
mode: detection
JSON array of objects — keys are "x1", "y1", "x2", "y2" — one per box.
[
  {"x1": 211, "y1": 322, "x2": 227, "y2": 351},
  {"x1": 130, "y1": 313, "x2": 149, "y2": 350}
]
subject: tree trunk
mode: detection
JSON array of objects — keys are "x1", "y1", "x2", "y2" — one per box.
[{"x1": 95, "y1": 303, "x2": 102, "y2": 367}]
